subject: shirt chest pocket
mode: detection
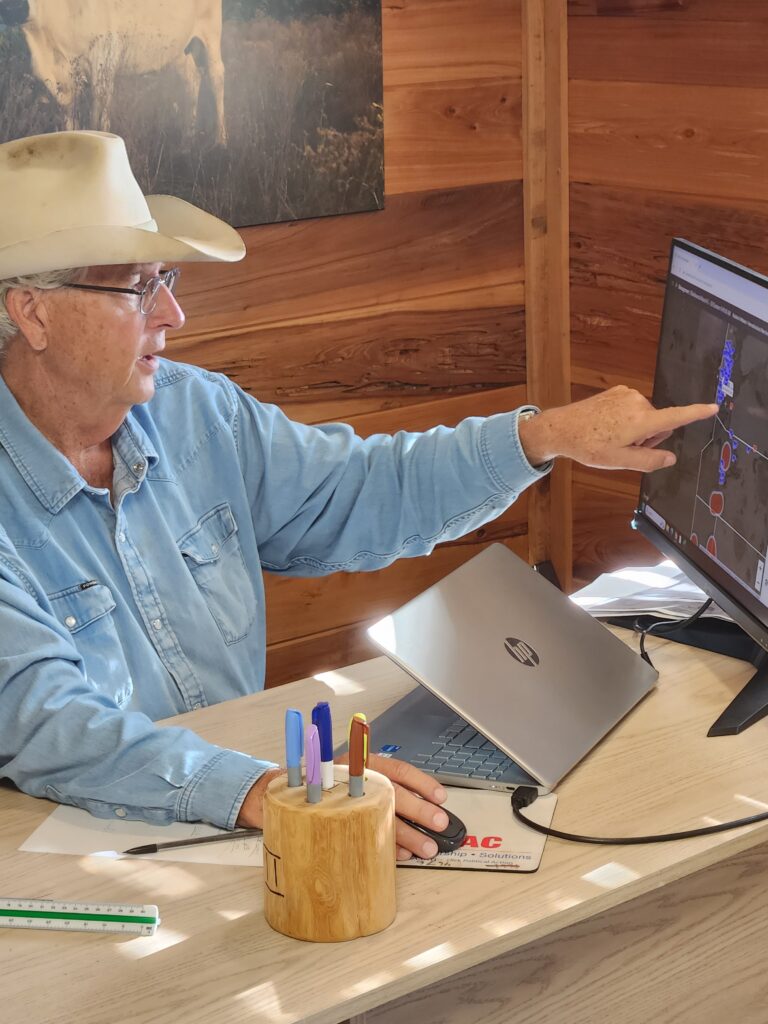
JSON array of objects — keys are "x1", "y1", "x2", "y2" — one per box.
[
  {"x1": 48, "y1": 583, "x2": 133, "y2": 708},
  {"x1": 177, "y1": 503, "x2": 257, "y2": 645}
]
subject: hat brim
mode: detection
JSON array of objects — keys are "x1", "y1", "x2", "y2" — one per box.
[{"x1": 0, "y1": 193, "x2": 245, "y2": 278}]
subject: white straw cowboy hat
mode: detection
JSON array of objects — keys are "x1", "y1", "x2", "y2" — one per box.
[{"x1": 0, "y1": 130, "x2": 245, "y2": 278}]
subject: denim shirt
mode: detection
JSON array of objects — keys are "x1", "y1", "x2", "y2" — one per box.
[{"x1": 0, "y1": 360, "x2": 550, "y2": 829}]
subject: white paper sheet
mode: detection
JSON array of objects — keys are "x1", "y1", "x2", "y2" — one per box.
[
  {"x1": 570, "y1": 560, "x2": 732, "y2": 622},
  {"x1": 19, "y1": 804, "x2": 263, "y2": 866}
]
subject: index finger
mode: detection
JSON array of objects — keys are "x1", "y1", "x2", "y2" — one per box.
[{"x1": 652, "y1": 402, "x2": 719, "y2": 433}]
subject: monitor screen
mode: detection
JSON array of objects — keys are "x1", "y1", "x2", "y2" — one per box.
[{"x1": 633, "y1": 239, "x2": 768, "y2": 733}]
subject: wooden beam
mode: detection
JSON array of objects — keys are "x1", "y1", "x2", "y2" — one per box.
[{"x1": 522, "y1": 0, "x2": 573, "y2": 589}]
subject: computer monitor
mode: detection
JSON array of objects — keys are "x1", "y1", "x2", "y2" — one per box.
[{"x1": 633, "y1": 238, "x2": 768, "y2": 736}]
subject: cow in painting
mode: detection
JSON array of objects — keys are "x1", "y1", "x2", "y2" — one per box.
[{"x1": 1, "y1": 0, "x2": 228, "y2": 145}]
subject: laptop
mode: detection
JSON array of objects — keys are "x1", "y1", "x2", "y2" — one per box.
[{"x1": 365, "y1": 543, "x2": 658, "y2": 793}]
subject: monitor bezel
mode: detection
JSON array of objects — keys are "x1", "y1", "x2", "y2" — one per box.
[{"x1": 632, "y1": 237, "x2": 768, "y2": 652}]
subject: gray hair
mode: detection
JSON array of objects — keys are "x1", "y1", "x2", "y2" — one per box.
[{"x1": 0, "y1": 268, "x2": 85, "y2": 357}]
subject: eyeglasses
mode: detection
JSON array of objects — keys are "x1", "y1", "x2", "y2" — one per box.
[{"x1": 65, "y1": 268, "x2": 181, "y2": 315}]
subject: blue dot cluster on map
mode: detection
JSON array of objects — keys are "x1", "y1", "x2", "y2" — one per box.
[
  {"x1": 716, "y1": 339, "x2": 735, "y2": 406},
  {"x1": 717, "y1": 340, "x2": 736, "y2": 485}
]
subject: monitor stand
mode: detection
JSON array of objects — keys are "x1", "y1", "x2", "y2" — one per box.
[
  {"x1": 606, "y1": 615, "x2": 768, "y2": 736},
  {"x1": 707, "y1": 646, "x2": 768, "y2": 736}
]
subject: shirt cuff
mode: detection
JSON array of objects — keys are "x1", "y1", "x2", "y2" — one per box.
[
  {"x1": 176, "y1": 748, "x2": 279, "y2": 830},
  {"x1": 480, "y1": 408, "x2": 554, "y2": 494}
]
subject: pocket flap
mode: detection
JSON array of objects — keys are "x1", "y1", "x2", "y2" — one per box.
[
  {"x1": 177, "y1": 503, "x2": 238, "y2": 565},
  {"x1": 49, "y1": 583, "x2": 117, "y2": 634}
]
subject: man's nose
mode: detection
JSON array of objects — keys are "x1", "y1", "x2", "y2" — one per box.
[{"x1": 150, "y1": 283, "x2": 186, "y2": 330}]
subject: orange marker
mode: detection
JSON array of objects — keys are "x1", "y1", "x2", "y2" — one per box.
[
  {"x1": 349, "y1": 717, "x2": 366, "y2": 798},
  {"x1": 349, "y1": 712, "x2": 369, "y2": 768}
]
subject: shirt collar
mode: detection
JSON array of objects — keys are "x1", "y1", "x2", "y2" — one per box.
[
  {"x1": 113, "y1": 411, "x2": 160, "y2": 482},
  {"x1": 0, "y1": 372, "x2": 159, "y2": 515}
]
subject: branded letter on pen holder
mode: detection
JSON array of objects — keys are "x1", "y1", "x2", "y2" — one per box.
[{"x1": 262, "y1": 767, "x2": 396, "y2": 942}]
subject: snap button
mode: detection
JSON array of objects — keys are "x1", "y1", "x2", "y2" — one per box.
[
  {"x1": 64, "y1": 615, "x2": 76, "y2": 629},
  {"x1": 192, "y1": 702, "x2": 202, "y2": 711},
  {"x1": 118, "y1": 532, "x2": 126, "y2": 543},
  {"x1": 210, "y1": 543, "x2": 219, "y2": 556},
  {"x1": 152, "y1": 619, "x2": 162, "y2": 631},
  {"x1": 114, "y1": 807, "x2": 127, "y2": 818},
  {"x1": 132, "y1": 462, "x2": 144, "y2": 474}
]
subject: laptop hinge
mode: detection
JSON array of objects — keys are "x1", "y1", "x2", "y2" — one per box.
[{"x1": 533, "y1": 560, "x2": 562, "y2": 591}]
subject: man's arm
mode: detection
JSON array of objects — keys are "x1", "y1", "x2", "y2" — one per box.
[
  {"x1": 0, "y1": 545, "x2": 276, "y2": 830},
  {"x1": 233, "y1": 388, "x2": 549, "y2": 576},
  {"x1": 230, "y1": 379, "x2": 716, "y2": 577}
]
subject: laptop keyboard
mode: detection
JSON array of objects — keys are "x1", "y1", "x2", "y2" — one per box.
[{"x1": 410, "y1": 716, "x2": 518, "y2": 780}]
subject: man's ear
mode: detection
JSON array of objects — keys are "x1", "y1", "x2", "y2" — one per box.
[{"x1": 4, "y1": 287, "x2": 51, "y2": 352}]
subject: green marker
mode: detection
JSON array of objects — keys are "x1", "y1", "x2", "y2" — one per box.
[{"x1": 0, "y1": 898, "x2": 160, "y2": 935}]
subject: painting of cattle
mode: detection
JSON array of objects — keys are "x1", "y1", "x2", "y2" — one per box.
[
  {"x1": 17, "y1": 1, "x2": 228, "y2": 146},
  {"x1": 0, "y1": 0, "x2": 384, "y2": 226}
]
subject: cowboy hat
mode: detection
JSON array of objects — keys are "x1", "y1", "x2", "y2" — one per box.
[{"x1": 0, "y1": 130, "x2": 245, "y2": 278}]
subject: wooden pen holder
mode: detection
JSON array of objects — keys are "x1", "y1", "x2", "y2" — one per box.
[{"x1": 262, "y1": 766, "x2": 396, "y2": 942}]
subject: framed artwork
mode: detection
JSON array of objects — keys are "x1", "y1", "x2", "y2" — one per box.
[{"x1": 0, "y1": 0, "x2": 384, "y2": 226}]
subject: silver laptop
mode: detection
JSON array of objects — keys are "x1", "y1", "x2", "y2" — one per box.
[{"x1": 365, "y1": 543, "x2": 658, "y2": 793}]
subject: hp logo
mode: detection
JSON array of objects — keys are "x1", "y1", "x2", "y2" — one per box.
[{"x1": 504, "y1": 637, "x2": 540, "y2": 667}]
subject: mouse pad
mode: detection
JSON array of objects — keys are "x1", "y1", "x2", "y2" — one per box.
[{"x1": 398, "y1": 788, "x2": 558, "y2": 872}]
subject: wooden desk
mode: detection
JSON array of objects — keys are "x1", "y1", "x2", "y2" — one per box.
[{"x1": 5, "y1": 632, "x2": 768, "y2": 1024}]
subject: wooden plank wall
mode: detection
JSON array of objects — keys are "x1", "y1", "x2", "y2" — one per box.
[
  {"x1": 168, "y1": 1, "x2": 529, "y2": 686},
  {"x1": 568, "y1": 0, "x2": 768, "y2": 585},
  {"x1": 523, "y1": 0, "x2": 573, "y2": 591}
]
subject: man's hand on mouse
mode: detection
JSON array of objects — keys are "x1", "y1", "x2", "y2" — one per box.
[
  {"x1": 236, "y1": 755, "x2": 448, "y2": 860},
  {"x1": 336, "y1": 752, "x2": 448, "y2": 860}
]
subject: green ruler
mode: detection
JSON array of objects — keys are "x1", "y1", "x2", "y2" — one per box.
[{"x1": 0, "y1": 898, "x2": 160, "y2": 935}]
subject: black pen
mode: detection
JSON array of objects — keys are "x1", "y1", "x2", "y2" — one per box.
[{"x1": 123, "y1": 828, "x2": 262, "y2": 856}]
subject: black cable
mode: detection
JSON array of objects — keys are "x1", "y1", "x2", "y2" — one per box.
[
  {"x1": 511, "y1": 785, "x2": 768, "y2": 845},
  {"x1": 635, "y1": 597, "x2": 713, "y2": 667}
]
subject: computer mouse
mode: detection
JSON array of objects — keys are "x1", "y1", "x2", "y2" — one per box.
[{"x1": 398, "y1": 806, "x2": 467, "y2": 854}]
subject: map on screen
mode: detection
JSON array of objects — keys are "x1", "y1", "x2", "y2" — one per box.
[{"x1": 641, "y1": 246, "x2": 768, "y2": 603}]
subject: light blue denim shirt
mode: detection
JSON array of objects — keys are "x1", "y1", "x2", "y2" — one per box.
[{"x1": 0, "y1": 360, "x2": 550, "y2": 829}]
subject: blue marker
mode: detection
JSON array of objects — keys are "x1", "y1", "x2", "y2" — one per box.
[
  {"x1": 285, "y1": 708, "x2": 304, "y2": 788},
  {"x1": 312, "y1": 701, "x2": 334, "y2": 790}
]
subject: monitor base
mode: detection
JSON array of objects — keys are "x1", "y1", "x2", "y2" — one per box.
[
  {"x1": 707, "y1": 649, "x2": 768, "y2": 736},
  {"x1": 606, "y1": 615, "x2": 768, "y2": 737}
]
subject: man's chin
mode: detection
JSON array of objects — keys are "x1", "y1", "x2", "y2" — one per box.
[{"x1": 130, "y1": 373, "x2": 157, "y2": 407}]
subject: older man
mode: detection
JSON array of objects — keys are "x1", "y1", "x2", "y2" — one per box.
[{"x1": 0, "y1": 131, "x2": 716, "y2": 861}]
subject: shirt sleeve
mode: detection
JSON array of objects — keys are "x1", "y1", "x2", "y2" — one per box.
[
  {"x1": 231, "y1": 383, "x2": 552, "y2": 575},
  {"x1": 0, "y1": 540, "x2": 275, "y2": 830}
]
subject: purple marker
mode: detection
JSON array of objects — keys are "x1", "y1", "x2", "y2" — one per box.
[{"x1": 305, "y1": 724, "x2": 322, "y2": 804}]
